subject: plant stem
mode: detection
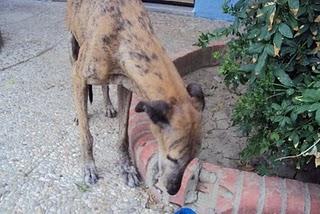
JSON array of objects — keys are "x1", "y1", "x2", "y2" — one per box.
[
  {"x1": 275, "y1": 138, "x2": 320, "y2": 161},
  {"x1": 267, "y1": 92, "x2": 286, "y2": 100}
]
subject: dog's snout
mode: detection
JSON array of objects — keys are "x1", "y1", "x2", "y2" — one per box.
[{"x1": 166, "y1": 175, "x2": 183, "y2": 195}]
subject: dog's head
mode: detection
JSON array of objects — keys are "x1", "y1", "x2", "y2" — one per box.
[{"x1": 135, "y1": 83, "x2": 205, "y2": 195}]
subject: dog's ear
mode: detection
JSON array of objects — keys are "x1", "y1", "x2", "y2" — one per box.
[
  {"x1": 186, "y1": 83, "x2": 205, "y2": 111},
  {"x1": 135, "y1": 100, "x2": 172, "y2": 128}
]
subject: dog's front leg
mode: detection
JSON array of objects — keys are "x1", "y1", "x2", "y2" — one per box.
[
  {"x1": 72, "y1": 70, "x2": 98, "y2": 185},
  {"x1": 117, "y1": 85, "x2": 141, "y2": 187}
]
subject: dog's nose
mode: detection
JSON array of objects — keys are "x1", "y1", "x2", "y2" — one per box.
[
  {"x1": 168, "y1": 187, "x2": 179, "y2": 195},
  {"x1": 167, "y1": 183, "x2": 180, "y2": 195}
]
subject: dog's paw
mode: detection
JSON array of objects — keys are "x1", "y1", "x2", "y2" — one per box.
[
  {"x1": 120, "y1": 159, "x2": 141, "y2": 188},
  {"x1": 83, "y1": 163, "x2": 98, "y2": 185},
  {"x1": 105, "y1": 105, "x2": 117, "y2": 118}
]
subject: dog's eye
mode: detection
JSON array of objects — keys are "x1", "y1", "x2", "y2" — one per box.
[{"x1": 167, "y1": 155, "x2": 178, "y2": 164}]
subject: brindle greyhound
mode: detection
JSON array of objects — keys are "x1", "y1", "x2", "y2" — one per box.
[{"x1": 67, "y1": 0, "x2": 204, "y2": 195}]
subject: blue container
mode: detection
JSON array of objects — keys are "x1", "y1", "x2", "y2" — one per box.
[
  {"x1": 174, "y1": 207, "x2": 196, "y2": 214},
  {"x1": 194, "y1": 0, "x2": 238, "y2": 21}
]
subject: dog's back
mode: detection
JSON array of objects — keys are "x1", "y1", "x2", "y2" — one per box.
[{"x1": 66, "y1": 0, "x2": 187, "y2": 101}]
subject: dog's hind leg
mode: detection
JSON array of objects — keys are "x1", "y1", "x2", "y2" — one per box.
[
  {"x1": 117, "y1": 85, "x2": 141, "y2": 187},
  {"x1": 72, "y1": 67, "x2": 98, "y2": 185},
  {"x1": 102, "y1": 85, "x2": 117, "y2": 118}
]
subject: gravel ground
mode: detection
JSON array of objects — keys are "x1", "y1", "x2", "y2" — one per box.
[{"x1": 0, "y1": 0, "x2": 229, "y2": 213}]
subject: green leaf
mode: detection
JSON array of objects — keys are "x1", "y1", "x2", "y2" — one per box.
[
  {"x1": 309, "y1": 103, "x2": 320, "y2": 111},
  {"x1": 256, "y1": 164, "x2": 269, "y2": 176},
  {"x1": 295, "y1": 105, "x2": 310, "y2": 114},
  {"x1": 286, "y1": 88, "x2": 295, "y2": 96},
  {"x1": 274, "y1": 68, "x2": 294, "y2": 87},
  {"x1": 247, "y1": 28, "x2": 260, "y2": 39},
  {"x1": 265, "y1": 44, "x2": 275, "y2": 56},
  {"x1": 290, "y1": 111, "x2": 298, "y2": 122},
  {"x1": 273, "y1": 32, "x2": 283, "y2": 56},
  {"x1": 239, "y1": 64, "x2": 255, "y2": 72},
  {"x1": 259, "y1": 139, "x2": 269, "y2": 155},
  {"x1": 271, "y1": 132, "x2": 280, "y2": 141},
  {"x1": 248, "y1": 43, "x2": 265, "y2": 54},
  {"x1": 254, "y1": 50, "x2": 268, "y2": 75},
  {"x1": 271, "y1": 103, "x2": 281, "y2": 110},
  {"x1": 279, "y1": 23, "x2": 293, "y2": 38},
  {"x1": 258, "y1": 25, "x2": 273, "y2": 41},
  {"x1": 301, "y1": 89, "x2": 320, "y2": 102},
  {"x1": 280, "y1": 117, "x2": 291, "y2": 127},
  {"x1": 289, "y1": 132, "x2": 300, "y2": 147},
  {"x1": 287, "y1": 14, "x2": 299, "y2": 31},
  {"x1": 276, "y1": 140, "x2": 284, "y2": 146},
  {"x1": 288, "y1": 0, "x2": 299, "y2": 16},
  {"x1": 266, "y1": 4, "x2": 276, "y2": 31},
  {"x1": 316, "y1": 110, "x2": 320, "y2": 125}
]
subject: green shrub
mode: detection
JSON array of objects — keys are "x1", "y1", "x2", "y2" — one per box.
[{"x1": 198, "y1": 0, "x2": 320, "y2": 172}]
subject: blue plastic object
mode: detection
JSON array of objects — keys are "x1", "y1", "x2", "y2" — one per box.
[
  {"x1": 174, "y1": 207, "x2": 196, "y2": 214},
  {"x1": 194, "y1": 0, "x2": 237, "y2": 21}
]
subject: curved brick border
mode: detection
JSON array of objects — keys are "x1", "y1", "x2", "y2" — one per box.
[{"x1": 128, "y1": 43, "x2": 320, "y2": 213}]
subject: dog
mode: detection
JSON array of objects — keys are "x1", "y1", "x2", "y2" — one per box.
[{"x1": 67, "y1": 0, "x2": 204, "y2": 195}]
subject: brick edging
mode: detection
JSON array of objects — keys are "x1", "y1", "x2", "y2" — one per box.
[{"x1": 128, "y1": 43, "x2": 320, "y2": 213}]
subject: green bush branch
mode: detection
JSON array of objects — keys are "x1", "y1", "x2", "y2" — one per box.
[{"x1": 199, "y1": 0, "x2": 320, "y2": 172}]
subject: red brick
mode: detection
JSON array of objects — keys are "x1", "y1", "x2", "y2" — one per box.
[
  {"x1": 128, "y1": 121, "x2": 151, "y2": 139},
  {"x1": 215, "y1": 167, "x2": 240, "y2": 213},
  {"x1": 286, "y1": 179, "x2": 305, "y2": 214},
  {"x1": 129, "y1": 134, "x2": 155, "y2": 163},
  {"x1": 196, "y1": 207, "x2": 214, "y2": 214},
  {"x1": 132, "y1": 134, "x2": 155, "y2": 152},
  {"x1": 128, "y1": 112, "x2": 148, "y2": 127},
  {"x1": 170, "y1": 158, "x2": 200, "y2": 206},
  {"x1": 238, "y1": 172, "x2": 261, "y2": 214},
  {"x1": 308, "y1": 183, "x2": 320, "y2": 214},
  {"x1": 136, "y1": 142, "x2": 157, "y2": 179},
  {"x1": 263, "y1": 176, "x2": 282, "y2": 214},
  {"x1": 128, "y1": 116, "x2": 149, "y2": 129},
  {"x1": 202, "y1": 162, "x2": 221, "y2": 172},
  {"x1": 129, "y1": 127, "x2": 152, "y2": 147},
  {"x1": 197, "y1": 182, "x2": 214, "y2": 194},
  {"x1": 128, "y1": 112, "x2": 139, "y2": 126}
]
